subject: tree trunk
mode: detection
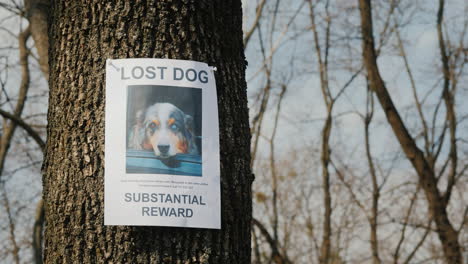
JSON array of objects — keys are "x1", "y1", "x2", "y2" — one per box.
[
  {"x1": 25, "y1": 0, "x2": 50, "y2": 80},
  {"x1": 43, "y1": 1, "x2": 252, "y2": 263},
  {"x1": 358, "y1": 0, "x2": 462, "y2": 263}
]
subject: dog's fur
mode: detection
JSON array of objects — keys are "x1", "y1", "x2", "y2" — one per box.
[{"x1": 129, "y1": 103, "x2": 198, "y2": 158}]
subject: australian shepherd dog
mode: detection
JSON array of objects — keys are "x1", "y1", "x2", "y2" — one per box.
[{"x1": 129, "y1": 103, "x2": 198, "y2": 158}]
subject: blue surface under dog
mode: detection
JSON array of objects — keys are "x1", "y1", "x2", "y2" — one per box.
[{"x1": 126, "y1": 150, "x2": 202, "y2": 176}]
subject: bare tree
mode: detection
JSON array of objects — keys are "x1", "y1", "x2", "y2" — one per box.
[{"x1": 358, "y1": 0, "x2": 463, "y2": 262}]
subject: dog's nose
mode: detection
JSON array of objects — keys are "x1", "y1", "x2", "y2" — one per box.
[{"x1": 158, "y1": 145, "x2": 170, "y2": 154}]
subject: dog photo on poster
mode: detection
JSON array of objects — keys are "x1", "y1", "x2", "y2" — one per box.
[{"x1": 126, "y1": 85, "x2": 202, "y2": 176}]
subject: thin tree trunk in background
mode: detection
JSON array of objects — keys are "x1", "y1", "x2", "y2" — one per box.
[
  {"x1": 307, "y1": 1, "x2": 333, "y2": 262},
  {"x1": 24, "y1": 1, "x2": 50, "y2": 262},
  {"x1": 0, "y1": 1, "x2": 49, "y2": 258},
  {"x1": 268, "y1": 84, "x2": 287, "y2": 263},
  {"x1": 1, "y1": 187, "x2": 20, "y2": 264},
  {"x1": 364, "y1": 89, "x2": 381, "y2": 264},
  {"x1": 32, "y1": 199, "x2": 44, "y2": 264},
  {"x1": 25, "y1": 0, "x2": 49, "y2": 80},
  {"x1": 319, "y1": 110, "x2": 332, "y2": 264},
  {"x1": 436, "y1": 0, "x2": 458, "y2": 207},
  {"x1": 43, "y1": 1, "x2": 252, "y2": 263},
  {"x1": 358, "y1": 0, "x2": 462, "y2": 263},
  {"x1": 0, "y1": 26, "x2": 31, "y2": 184}
]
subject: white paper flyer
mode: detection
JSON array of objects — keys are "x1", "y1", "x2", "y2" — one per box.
[{"x1": 104, "y1": 58, "x2": 220, "y2": 229}]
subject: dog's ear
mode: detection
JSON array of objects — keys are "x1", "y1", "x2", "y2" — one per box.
[{"x1": 184, "y1": 114, "x2": 194, "y2": 133}]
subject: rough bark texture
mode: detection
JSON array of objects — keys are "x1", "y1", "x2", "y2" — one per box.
[
  {"x1": 43, "y1": 1, "x2": 252, "y2": 263},
  {"x1": 358, "y1": 0, "x2": 462, "y2": 263}
]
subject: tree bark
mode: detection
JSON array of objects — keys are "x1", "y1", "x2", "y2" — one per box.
[
  {"x1": 43, "y1": 1, "x2": 252, "y2": 263},
  {"x1": 358, "y1": 0, "x2": 462, "y2": 263}
]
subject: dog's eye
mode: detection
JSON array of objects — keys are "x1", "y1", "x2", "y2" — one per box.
[
  {"x1": 170, "y1": 124, "x2": 178, "y2": 131},
  {"x1": 148, "y1": 122, "x2": 158, "y2": 132}
]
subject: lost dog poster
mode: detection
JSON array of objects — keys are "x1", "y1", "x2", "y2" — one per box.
[{"x1": 104, "y1": 59, "x2": 220, "y2": 229}]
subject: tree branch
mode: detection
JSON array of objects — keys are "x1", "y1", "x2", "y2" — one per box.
[
  {"x1": 0, "y1": 108, "x2": 45, "y2": 150},
  {"x1": 243, "y1": 0, "x2": 267, "y2": 49},
  {"x1": 252, "y1": 218, "x2": 291, "y2": 264}
]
